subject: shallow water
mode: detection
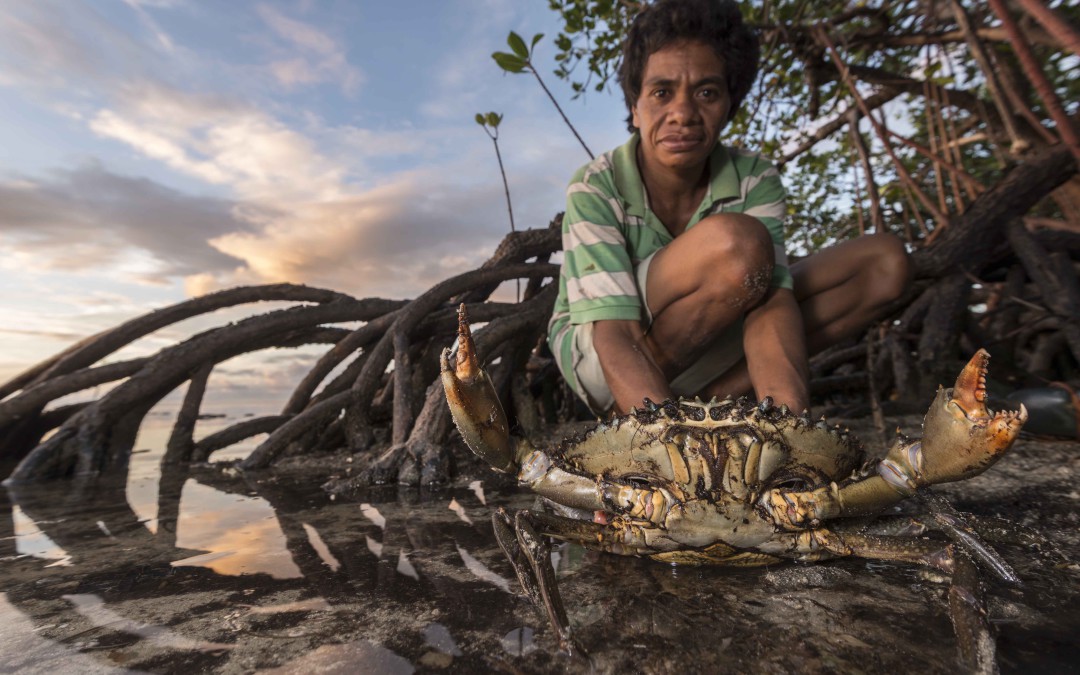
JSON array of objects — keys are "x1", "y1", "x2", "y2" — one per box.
[{"x1": 1, "y1": 415, "x2": 1078, "y2": 673}]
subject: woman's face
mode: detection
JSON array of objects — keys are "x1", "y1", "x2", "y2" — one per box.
[{"x1": 632, "y1": 40, "x2": 731, "y2": 176}]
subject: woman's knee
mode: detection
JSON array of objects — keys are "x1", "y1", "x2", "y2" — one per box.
[
  {"x1": 862, "y1": 232, "x2": 912, "y2": 303},
  {"x1": 690, "y1": 214, "x2": 775, "y2": 296}
]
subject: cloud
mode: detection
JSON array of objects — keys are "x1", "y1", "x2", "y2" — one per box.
[
  {"x1": 196, "y1": 168, "x2": 517, "y2": 299},
  {"x1": 256, "y1": 4, "x2": 364, "y2": 96},
  {"x1": 0, "y1": 0, "x2": 599, "y2": 398},
  {"x1": 332, "y1": 125, "x2": 435, "y2": 163},
  {"x1": 89, "y1": 83, "x2": 346, "y2": 202},
  {"x1": 0, "y1": 327, "x2": 88, "y2": 341},
  {"x1": 0, "y1": 0, "x2": 577, "y2": 305},
  {"x1": 125, "y1": 0, "x2": 186, "y2": 8},
  {"x1": 0, "y1": 164, "x2": 253, "y2": 282},
  {"x1": 212, "y1": 351, "x2": 322, "y2": 393},
  {"x1": 0, "y1": 1, "x2": 362, "y2": 113},
  {"x1": 122, "y1": 0, "x2": 177, "y2": 53},
  {"x1": 0, "y1": 2, "x2": 159, "y2": 92},
  {"x1": 65, "y1": 78, "x2": 557, "y2": 300},
  {"x1": 0, "y1": 149, "x2": 553, "y2": 303}
]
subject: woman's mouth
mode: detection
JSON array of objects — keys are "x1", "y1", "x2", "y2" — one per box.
[{"x1": 659, "y1": 135, "x2": 703, "y2": 152}]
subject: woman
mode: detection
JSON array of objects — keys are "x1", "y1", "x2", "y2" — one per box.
[{"x1": 547, "y1": 0, "x2": 910, "y2": 415}]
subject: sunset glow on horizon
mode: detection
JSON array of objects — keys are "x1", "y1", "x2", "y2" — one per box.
[{"x1": 0, "y1": 0, "x2": 628, "y2": 402}]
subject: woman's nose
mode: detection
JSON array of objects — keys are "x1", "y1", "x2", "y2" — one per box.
[{"x1": 668, "y1": 91, "x2": 698, "y2": 124}]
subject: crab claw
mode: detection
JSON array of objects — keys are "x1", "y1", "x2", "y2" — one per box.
[
  {"x1": 441, "y1": 304, "x2": 515, "y2": 473},
  {"x1": 880, "y1": 349, "x2": 1027, "y2": 492}
]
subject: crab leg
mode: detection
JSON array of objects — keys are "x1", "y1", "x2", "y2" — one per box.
[
  {"x1": 920, "y1": 490, "x2": 1017, "y2": 583},
  {"x1": 518, "y1": 452, "x2": 645, "y2": 514},
  {"x1": 522, "y1": 509, "x2": 675, "y2": 555},
  {"x1": 915, "y1": 350, "x2": 1026, "y2": 485},
  {"x1": 833, "y1": 512, "x2": 1045, "y2": 550},
  {"x1": 764, "y1": 350, "x2": 1026, "y2": 531},
  {"x1": 441, "y1": 305, "x2": 609, "y2": 502},
  {"x1": 757, "y1": 528, "x2": 955, "y2": 572},
  {"x1": 491, "y1": 508, "x2": 544, "y2": 608},
  {"x1": 949, "y1": 550, "x2": 998, "y2": 673},
  {"x1": 522, "y1": 509, "x2": 955, "y2": 571},
  {"x1": 492, "y1": 509, "x2": 585, "y2": 657}
]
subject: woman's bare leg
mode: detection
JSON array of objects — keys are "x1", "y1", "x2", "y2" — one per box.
[
  {"x1": 701, "y1": 232, "x2": 912, "y2": 401},
  {"x1": 641, "y1": 213, "x2": 775, "y2": 378},
  {"x1": 794, "y1": 232, "x2": 912, "y2": 353}
]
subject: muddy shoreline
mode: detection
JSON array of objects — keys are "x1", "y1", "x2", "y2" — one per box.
[{"x1": 1, "y1": 413, "x2": 1077, "y2": 673}]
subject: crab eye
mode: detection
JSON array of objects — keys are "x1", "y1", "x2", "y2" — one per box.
[{"x1": 773, "y1": 478, "x2": 811, "y2": 491}]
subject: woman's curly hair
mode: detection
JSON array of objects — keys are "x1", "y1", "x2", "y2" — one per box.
[{"x1": 619, "y1": 0, "x2": 760, "y2": 132}]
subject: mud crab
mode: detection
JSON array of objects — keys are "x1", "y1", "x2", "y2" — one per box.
[{"x1": 441, "y1": 305, "x2": 1028, "y2": 656}]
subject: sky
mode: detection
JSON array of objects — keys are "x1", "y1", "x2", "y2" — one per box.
[{"x1": 0, "y1": 0, "x2": 630, "y2": 408}]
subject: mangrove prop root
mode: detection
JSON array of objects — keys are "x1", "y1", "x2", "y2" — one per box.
[{"x1": 3, "y1": 215, "x2": 1079, "y2": 484}]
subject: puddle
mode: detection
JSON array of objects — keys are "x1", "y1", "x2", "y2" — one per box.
[{"x1": 1, "y1": 416, "x2": 1078, "y2": 672}]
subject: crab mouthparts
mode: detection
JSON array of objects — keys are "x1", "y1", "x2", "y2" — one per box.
[{"x1": 949, "y1": 348, "x2": 1027, "y2": 429}]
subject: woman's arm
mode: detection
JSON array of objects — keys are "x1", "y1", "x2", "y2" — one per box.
[
  {"x1": 592, "y1": 319, "x2": 673, "y2": 414},
  {"x1": 741, "y1": 287, "x2": 810, "y2": 413}
]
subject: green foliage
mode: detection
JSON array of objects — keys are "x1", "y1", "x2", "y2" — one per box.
[
  {"x1": 475, "y1": 111, "x2": 503, "y2": 130},
  {"x1": 507, "y1": 30, "x2": 528, "y2": 58},
  {"x1": 548, "y1": 0, "x2": 639, "y2": 95},
  {"x1": 491, "y1": 29, "x2": 595, "y2": 159},
  {"x1": 492, "y1": 51, "x2": 527, "y2": 73},
  {"x1": 493, "y1": 31, "x2": 545, "y2": 74},
  {"x1": 543, "y1": 0, "x2": 1079, "y2": 251}
]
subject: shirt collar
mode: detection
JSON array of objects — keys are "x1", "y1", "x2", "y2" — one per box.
[
  {"x1": 707, "y1": 142, "x2": 740, "y2": 203},
  {"x1": 611, "y1": 134, "x2": 647, "y2": 218}
]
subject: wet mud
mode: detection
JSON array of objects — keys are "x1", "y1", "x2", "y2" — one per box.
[{"x1": 1, "y1": 414, "x2": 1077, "y2": 673}]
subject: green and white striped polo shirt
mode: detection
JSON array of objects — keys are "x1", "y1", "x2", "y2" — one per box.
[{"x1": 547, "y1": 133, "x2": 792, "y2": 396}]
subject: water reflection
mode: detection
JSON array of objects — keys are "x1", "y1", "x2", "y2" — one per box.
[
  {"x1": 456, "y1": 544, "x2": 512, "y2": 593},
  {"x1": 171, "y1": 480, "x2": 299, "y2": 579},
  {"x1": 301, "y1": 523, "x2": 341, "y2": 572},
  {"x1": 395, "y1": 551, "x2": 420, "y2": 580},
  {"x1": 364, "y1": 534, "x2": 383, "y2": 558},
  {"x1": 469, "y1": 480, "x2": 487, "y2": 505},
  {"x1": 10, "y1": 504, "x2": 71, "y2": 566},
  {"x1": 422, "y1": 622, "x2": 462, "y2": 656},
  {"x1": 359, "y1": 503, "x2": 385, "y2": 529},
  {"x1": 501, "y1": 625, "x2": 537, "y2": 657},
  {"x1": 448, "y1": 497, "x2": 473, "y2": 525},
  {"x1": 2, "y1": 430, "x2": 1078, "y2": 673},
  {"x1": 1, "y1": 455, "x2": 542, "y2": 672}
]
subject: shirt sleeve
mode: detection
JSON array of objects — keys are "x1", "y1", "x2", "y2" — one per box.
[
  {"x1": 561, "y1": 171, "x2": 643, "y2": 324},
  {"x1": 740, "y1": 159, "x2": 793, "y2": 290}
]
